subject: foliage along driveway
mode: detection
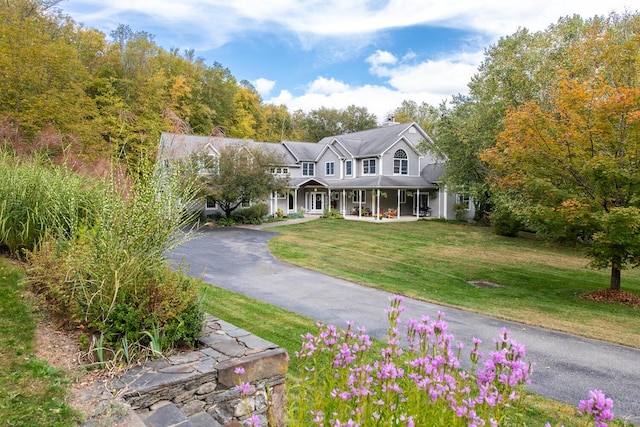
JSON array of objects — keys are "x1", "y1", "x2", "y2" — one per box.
[{"x1": 170, "y1": 227, "x2": 640, "y2": 424}]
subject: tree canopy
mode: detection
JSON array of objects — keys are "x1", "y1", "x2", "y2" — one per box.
[
  {"x1": 482, "y1": 12, "x2": 640, "y2": 290},
  {"x1": 1, "y1": 0, "x2": 383, "y2": 170}
]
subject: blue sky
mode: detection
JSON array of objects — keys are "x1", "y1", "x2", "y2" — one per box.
[{"x1": 62, "y1": 0, "x2": 636, "y2": 122}]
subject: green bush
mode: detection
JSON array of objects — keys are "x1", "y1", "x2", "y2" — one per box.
[
  {"x1": 453, "y1": 202, "x2": 469, "y2": 222},
  {"x1": 231, "y1": 203, "x2": 269, "y2": 224},
  {"x1": 217, "y1": 217, "x2": 235, "y2": 227},
  {"x1": 322, "y1": 209, "x2": 344, "y2": 219},
  {"x1": 491, "y1": 207, "x2": 523, "y2": 237}
]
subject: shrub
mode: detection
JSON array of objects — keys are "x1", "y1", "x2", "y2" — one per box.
[
  {"x1": 491, "y1": 207, "x2": 523, "y2": 237},
  {"x1": 231, "y1": 203, "x2": 269, "y2": 224},
  {"x1": 322, "y1": 209, "x2": 344, "y2": 219},
  {"x1": 453, "y1": 202, "x2": 469, "y2": 222},
  {"x1": 217, "y1": 217, "x2": 235, "y2": 227}
]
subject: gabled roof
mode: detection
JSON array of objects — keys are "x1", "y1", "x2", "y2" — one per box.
[
  {"x1": 321, "y1": 122, "x2": 426, "y2": 158},
  {"x1": 159, "y1": 132, "x2": 296, "y2": 164},
  {"x1": 160, "y1": 121, "x2": 434, "y2": 168},
  {"x1": 281, "y1": 140, "x2": 325, "y2": 163}
]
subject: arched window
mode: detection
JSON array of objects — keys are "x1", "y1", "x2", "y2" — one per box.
[{"x1": 394, "y1": 149, "x2": 408, "y2": 175}]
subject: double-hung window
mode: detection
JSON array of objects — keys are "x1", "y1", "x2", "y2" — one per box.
[
  {"x1": 345, "y1": 160, "x2": 352, "y2": 176},
  {"x1": 394, "y1": 149, "x2": 408, "y2": 175},
  {"x1": 363, "y1": 158, "x2": 376, "y2": 175},
  {"x1": 325, "y1": 161, "x2": 335, "y2": 176},
  {"x1": 302, "y1": 162, "x2": 315, "y2": 176},
  {"x1": 352, "y1": 190, "x2": 366, "y2": 203},
  {"x1": 456, "y1": 194, "x2": 471, "y2": 206}
]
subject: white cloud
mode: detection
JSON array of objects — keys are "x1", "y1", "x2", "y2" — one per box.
[
  {"x1": 307, "y1": 77, "x2": 350, "y2": 95},
  {"x1": 266, "y1": 46, "x2": 484, "y2": 123},
  {"x1": 64, "y1": 0, "x2": 639, "y2": 50},
  {"x1": 252, "y1": 78, "x2": 276, "y2": 97},
  {"x1": 366, "y1": 50, "x2": 398, "y2": 77}
]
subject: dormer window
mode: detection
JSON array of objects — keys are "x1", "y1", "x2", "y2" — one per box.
[
  {"x1": 363, "y1": 158, "x2": 376, "y2": 175},
  {"x1": 345, "y1": 160, "x2": 352, "y2": 176},
  {"x1": 394, "y1": 149, "x2": 408, "y2": 175}
]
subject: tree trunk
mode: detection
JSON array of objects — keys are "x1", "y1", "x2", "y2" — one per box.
[{"x1": 610, "y1": 262, "x2": 621, "y2": 291}]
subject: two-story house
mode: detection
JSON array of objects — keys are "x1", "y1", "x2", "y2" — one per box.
[{"x1": 158, "y1": 122, "x2": 474, "y2": 220}]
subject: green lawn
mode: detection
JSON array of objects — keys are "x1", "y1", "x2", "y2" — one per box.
[
  {"x1": 0, "y1": 259, "x2": 79, "y2": 427},
  {"x1": 267, "y1": 219, "x2": 640, "y2": 348}
]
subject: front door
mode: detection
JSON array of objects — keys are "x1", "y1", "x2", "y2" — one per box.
[
  {"x1": 419, "y1": 194, "x2": 430, "y2": 216},
  {"x1": 307, "y1": 192, "x2": 325, "y2": 213}
]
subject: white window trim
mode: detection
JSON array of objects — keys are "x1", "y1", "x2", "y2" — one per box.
[
  {"x1": 302, "y1": 162, "x2": 315, "y2": 176},
  {"x1": 325, "y1": 161, "x2": 335, "y2": 176},
  {"x1": 456, "y1": 194, "x2": 471, "y2": 206},
  {"x1": 351, "y1": 190, "x2": 366, "y2": 203},
  {"x1": 393, "y1": 149, "x2": 408, "y2": 175},
  {"x1": 345, "y1": 160, "x2": 353, "y2": 176},
  {"x1": 205, "y1": 196, "x2": 217, "y2": 209},
  {"x1": 363, "y1": 158, "x2": 376, "y2": 175}
]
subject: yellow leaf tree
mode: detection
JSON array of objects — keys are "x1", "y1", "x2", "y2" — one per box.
[{"x1": 484, "y1": 74, "x2": 640, "y2": 290}]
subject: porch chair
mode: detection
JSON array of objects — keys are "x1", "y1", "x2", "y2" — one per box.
[{"x1": 385, "y1": 208, "x2": 397, "y2": 219}]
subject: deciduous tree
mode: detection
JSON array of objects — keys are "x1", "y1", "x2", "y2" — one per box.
[
  {"x1": 195, "y1": 143, "x2": 289, "y2": 218},
  {"x1": 484, "y1": 75, "x2": 640, "y2": 290}
]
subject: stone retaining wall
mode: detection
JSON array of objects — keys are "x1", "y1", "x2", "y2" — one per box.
[{"x1": 110, "y1": 315, "x2": 288, "y2": 426}]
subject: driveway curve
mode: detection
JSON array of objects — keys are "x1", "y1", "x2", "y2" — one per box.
[{"x1": 170, "y1": 226, "x2": 640, "y2": 424}]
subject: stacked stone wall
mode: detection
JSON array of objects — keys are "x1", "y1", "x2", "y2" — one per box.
[{"x1": 110, "y1": 315, "x2": 288, "y2": 426}]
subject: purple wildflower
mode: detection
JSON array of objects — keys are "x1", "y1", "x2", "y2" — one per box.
[
  {"x1": 246, "y1": 414, "x2": 261, "y2": 426},
  {"x1": 579, "y1": 389, "x2": 614, "y2": 427}
]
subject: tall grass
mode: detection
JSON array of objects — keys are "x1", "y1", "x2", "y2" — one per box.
[
  {"x1": 0, "y1": 152, "x2": 98, "y2": 254},
  {"x1": 2, "y1": 149, "x2": 205, "y2": 361}
]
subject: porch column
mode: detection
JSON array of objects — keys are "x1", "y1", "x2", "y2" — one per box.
[
  {"x1": 397, "y1": 189, "x2": 401, "y2": 219},
  {"x1": 442, "y1": 187, "x2": 448, "y2": 219},
  {"x1": 416, "y1": 189, "x2": 420, "y2": 219},
  {"x1": 376, "y1": 189, "x2": 381, "y2": 220},
  {"x1": 294, "y1": 188, "x2": 298, "y2": 212},
  {"x1": 271, "y1": 192, "x2": 275, "y2": 216},
  {"x1": 371, "y1": 190, "x2": 375, "y2": 219},
  {"x1": 342, "y1": 189, "x2": 346, "y2": 216},
  {"x1": 358, "y1": 189, "x2": 362, "y2": 217}
]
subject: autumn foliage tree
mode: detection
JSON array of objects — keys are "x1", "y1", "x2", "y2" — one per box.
[{"x1": 483, "y1": 14, "x2": 640, "y2": 290}]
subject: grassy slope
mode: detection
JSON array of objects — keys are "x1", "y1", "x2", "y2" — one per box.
[{"x1": 267, "y1": 219, "x2": 640, "y2": 348}]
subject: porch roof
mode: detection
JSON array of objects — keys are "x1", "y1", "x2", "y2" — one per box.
[{"x1": 288, "y1": 175, "x2": 437, "y2": 190}]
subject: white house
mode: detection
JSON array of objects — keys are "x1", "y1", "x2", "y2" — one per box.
[{"x1": 158, "y1": 122, "x2": 474, "y2": 220}]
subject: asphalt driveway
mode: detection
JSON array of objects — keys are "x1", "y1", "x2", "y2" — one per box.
[{"x1": 170, "y1": 226, "x2": 640, "y2": 424}]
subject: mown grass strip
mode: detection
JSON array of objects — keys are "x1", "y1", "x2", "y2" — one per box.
[{"x1": 268, "y1": 219, "x2": 640, "y2": 347}]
